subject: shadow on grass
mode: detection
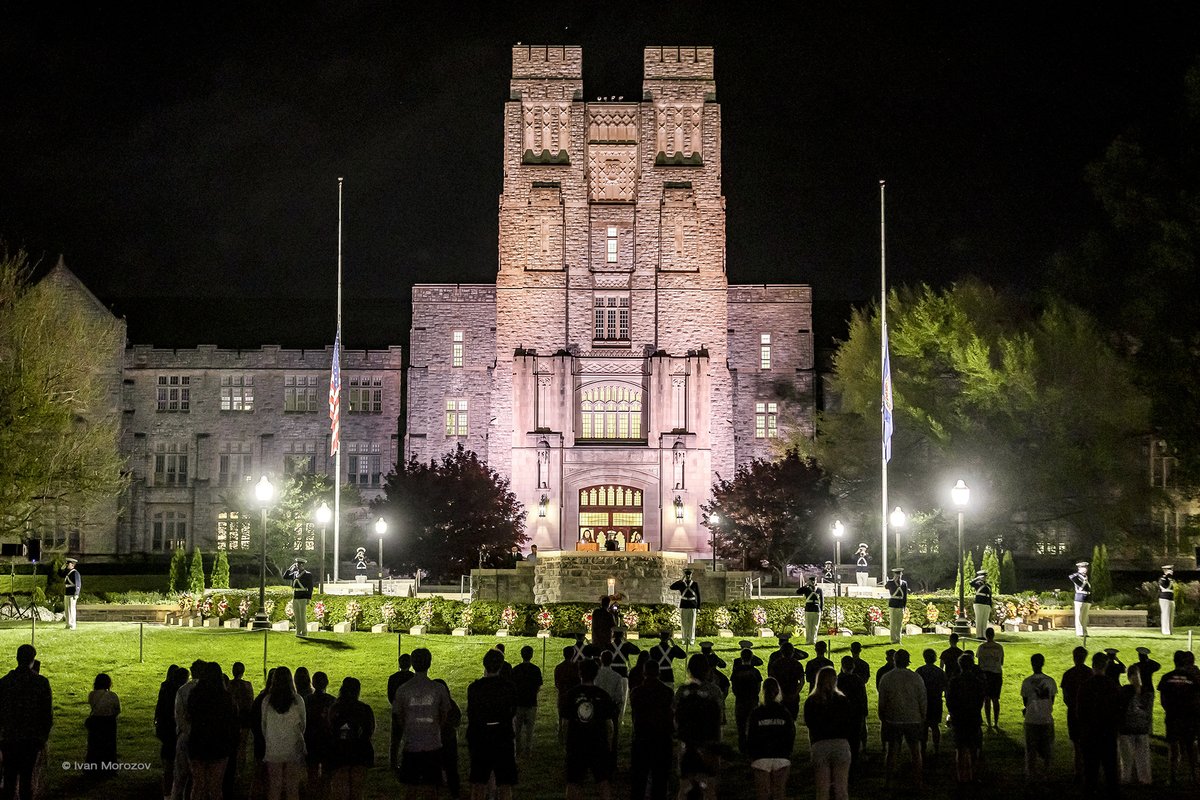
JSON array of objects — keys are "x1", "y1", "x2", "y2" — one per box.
[{"x1": 295, "y1": 635, "x2": 355, "y2": 651}]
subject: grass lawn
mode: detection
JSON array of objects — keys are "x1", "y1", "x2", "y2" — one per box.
[{"x1": 0, "y1": 622, "x2": 1195, "y2": 799}]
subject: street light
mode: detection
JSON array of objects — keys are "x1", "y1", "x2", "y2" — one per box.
[
  {"x1": 951, "y1": 479, "x2": 971, "y2": 636},
  {"x1": 708, "y1": 513, "x2": 719, "y2": 570},
  {"x1": 252, "y1": 476, "x2": 275, "y2": 630},
  {"x1": 314, "y1": 502, "x2": 332, "y2": 594},
  {"x1": 375, "y1": 517, "x2": 388, "y2": 595},
  {"x1": 831, "y1": 520, "x2": 844, "y2": 629},
  {"x1": 890, "y1": 506, "x2": 907, "y2": 557}
]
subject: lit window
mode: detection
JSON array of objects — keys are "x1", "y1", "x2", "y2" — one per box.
[
  {"x1": 593, "y1": 293, "x2": 630, "y2": 341},
  {"x1": 153, "y1": 443, "x2": 189, "y2": 486},
  {"x1": 760, "y1": 334, "x2": 772, "y2": 370},
  {"x1": 755, "y1": 402, "x2": 778, "y2": 439},
  {"x1": 579, "y1": 385, "x2": 643, "y2": 440},
  {"x1": 347, "y1": 442, "x2": 382, "y2": 487},
  {"x1": 606, "y1": 226, "x2": 618, "y2": 263},
  {"x1": 217, "y1": 442, "x2": 252, "y2": 487},
  {"x1": 156, "y1": 375, "x2": 190, "y2": 412},
  {"x1": 292, "y1": 522, "x2": 316, "y2": 552},
  {"x1": 151, "y1": 510, "x2": 188, "y2": 552},
  {"x1": 348, "y1": 376, "x2": 383, "y2": 413},
  {"x1": 220, "y1": 375, "x2": 254, "y2": 412},
  {"x1": 284, "y1": 375, "x2": 318, "y2": 412},
  {"x1": 452, "y1": 331, "x2": 464, "y2": 368},
  {"x1": 445, "y1": 399, "x2": 468, "y2": 437},
  {"x1": 216, "y1": 510, "x2": 251, "y2": 550}
]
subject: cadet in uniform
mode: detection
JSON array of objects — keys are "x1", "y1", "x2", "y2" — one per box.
[
  {"x1": 647, "y1": 631, "x2": 685, "y2": 686},
  {"x1": 282, "y1": 557, "x2": 315, "y2": 636},
  {"x1": 1068, "y1": 561, "x2": 1091, "y2": 639},
  {"x1": 698, "y1": 642, "x2": 730, "y2": 697},
  {"x1": 730, "y1": 647, "x2": 764, "y2": 753},
  {"x1": 61, "y1": 557, "x2": 81, "y2": 630},
  {"x1": 969, "y1": 569, "x2": 993, "y2": 639},
  {"x1": 885, "y1": 567, "x2": 909, "y2": 644},
  {"x1": 855, "y1": 543, "x2": 871, "y2": 586},
  {"x1": 1158, "y1": 565, "x2": 1175, "y2": 636},
  {"x1": 353, "y1": 546, "x2": 368, "y2": 582},
  {"x1": 797, "y1": 575, "x2": 824, "y2": 645},
  {"x1": 608, "y1": 630, "x2": 640, "y2": 679},
  {"x1": 669, "y1": 567, "x2": 701, "y2": 648}
]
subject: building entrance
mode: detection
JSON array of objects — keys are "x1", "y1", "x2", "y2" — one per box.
[{"x1": 577, "y1": 484, "x2": 644, "y2": 550}]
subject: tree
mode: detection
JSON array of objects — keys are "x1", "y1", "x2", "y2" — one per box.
[
  {"x1": 981, "y1": 546, "x2": 1001, "y2": 595},
  {"x1": 702, "y1": 450, "x2": 837, "y2": 584},
  {"x1": 1000, "y1": 550, "x2": 1016, "y2": 594},
  {"x1": 211, "y1": 550, "x2": 231, "y2": 589},
  {"x1": 810, "y1": 281, "x2": 1156, "y2": 553},
  {"x1": 0, "y1": 249, "x2": 127, "y2": 539},
  {"x1": 168, "y1": 547, "x2": 187, "y2": 594},
  {"x1": 188, "y1": 549, "x2": 206, "y2": 595},
  {"x1": 1090, "y1": 543, "x2": 1113, "y2": 602},
  {"x1": 955, "y1": 550, "x2": 978, "y2": 601},
  {"x1": 372, "y1": 444, "x2": 526, "y2": 580}
]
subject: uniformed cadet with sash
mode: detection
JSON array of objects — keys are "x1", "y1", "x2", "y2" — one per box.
[
  {"x1": 648, "y1": 630, "x2": 685, "y2": 685},
  {"x1": 969, "y1": 569, "x2": 993, "y2": 639},
  {"x1": 699, "y1": 642, "x2": 730, "y2": 697},
  {"x1": 609, "y1": 630, "x2": 640, "y2": 679},
  {"x1": 797, "y1": 574, "x2": 824, "y2": 645},
  {"x1": 282, "y1": 557, "x2": 314, "y2": 636},
  {"x1": 822, "y1": 560, "x2": 836, "y2": 583},
  {"x1": 884, "y1": 567, "x2": 908, "y2": 644},
  {"x1": 855, "y1": 543, "x2": 870, "y2": 586},
  {"x1": 1068, "y1": 561, "x2": 1091, "y2": 638},
  {"x1": 61, "y1": 557, "x2": 81, "y2": 630},
  {"x1": 669, "y1": 567, "x2": 701, "y2": 647},
  {"x1": 570, "y1": 634, "x2": 587, "y2": 663},
  {"x1": 1158, "y1": 565, "x2": 1175, "y2": 636}
]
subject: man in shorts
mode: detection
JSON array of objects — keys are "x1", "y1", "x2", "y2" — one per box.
[
  {"x1": 946, "y1": 652, "x2": 986, "y2": 784},
  {"x1": 1020, "y1": 653, "x2": 1057, "y2": 784},
  {"x1": 1158, "y1": 650, "x2": 1200, "y2": 785},
  {"x1": 466, "y1": 649, "x2": 517, "y2": 800},
  {"x1": 559, "y1": 658, "x2": 616, "y2": 800},
  {"x1": 392, "y1": 648, "x2": 452, "y2": 800},
  {"x1": 976, "y1": 627, "x2": 1004, "y2": 729},
  {"x1": 877, "y1": 649, "x2": 926, "y2": 789}
]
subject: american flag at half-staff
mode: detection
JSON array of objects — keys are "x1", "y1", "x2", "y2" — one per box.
[{"x1": 329, "y1": 329, "x2": 341, "y2": 456}]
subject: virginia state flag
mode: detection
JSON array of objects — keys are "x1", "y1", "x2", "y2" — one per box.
[{"x1": 882, "y1": 323, "x2": 894, "y2": 463}]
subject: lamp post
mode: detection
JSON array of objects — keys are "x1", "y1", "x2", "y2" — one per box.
[
  {"x1": 708, "y1": 513, "x2": 719, "y2": 570},
  {"x1": 890, "y1": 506, "x2": 907, "y2": 559},
  {"x1": 315, "y1": 502, "x2": 332, "y2": 594},
  {"x1": 252, "y1": 476, "x2": 275, "y2": 630},
  {"x1": 951, "y1": 480, "x2": 970, "y2": 635},
  {"x1": 375, "y1": 517, "x2": 388, "y2": 595},
  {"x1": 831, "y1": 520, "x2": 844, "y2": 629}
]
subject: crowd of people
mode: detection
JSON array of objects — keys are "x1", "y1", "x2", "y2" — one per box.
[{"x1": 0, "y1": 631, "x2": 1196, "y2": 800}]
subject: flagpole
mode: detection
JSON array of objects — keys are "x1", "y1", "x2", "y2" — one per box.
[
  {"x1": 333, "y1": 177, "x2": 343, "y2": 584},
  {"x1": 880, "y1": 180, "x2": 889, "y2": 581}
]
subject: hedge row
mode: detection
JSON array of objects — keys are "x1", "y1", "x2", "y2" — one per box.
[{"x1": 180, "y1": 591, "x2": 1043, "y2": 636}]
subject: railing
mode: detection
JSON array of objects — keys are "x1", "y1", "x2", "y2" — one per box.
[{"x1": 744, "y1": 576, "x2": 763, "y2": 599}]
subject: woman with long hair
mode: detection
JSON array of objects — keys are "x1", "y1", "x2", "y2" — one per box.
[
  {"x1": 1117, "y1": 664, "x2": 1153, "y2": 784},
  {"x1": 747, "y1": 677, "x2": 795, "y2": 800},
  {"x1": 261, "y1": 666, "x2": 306, "y2": 800},
  {"x1": 154, "y1": 664, "x2": 186, "y2": 798},
  {"x1": 325, "y1": 677, "x2": 374, "y2": 800},
  {"x1": 803, "y1": 666, "x2": 853, "y2": 800},
  {"x1": 85, "y1": 672, "x2": 121, "y2": 769}
]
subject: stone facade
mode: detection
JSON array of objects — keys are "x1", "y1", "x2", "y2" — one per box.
[{"x1": 406, "y1": 45, "x2": 815, "y2": 558}]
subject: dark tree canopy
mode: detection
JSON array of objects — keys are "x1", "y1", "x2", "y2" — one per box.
[
  {"x1": 703, "y1": 450, "x2": 836, "y2": 581},
  {"x1": 372, "y1": 444, "x2": 526, "y2": 580}
]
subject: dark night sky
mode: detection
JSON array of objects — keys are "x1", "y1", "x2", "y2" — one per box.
[{"x1": 2, "y1": 2, "x2": 1198, "y2": 349}]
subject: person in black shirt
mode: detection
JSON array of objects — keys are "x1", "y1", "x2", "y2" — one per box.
[
  {"x1": 1060, "y1": 645, "x2": 1091, "y2": 781},
  {"x1": 1078, "y1": 652, "x2": 1120, "y2": 795},
  {"x1": 837, "y1": 656, "x2": 868, "y2": 764},
  {"x1": 1068, "y1": 561, "x2": 1091, "y2": 639},
  {"x1": 884, "y1": 568, "x2": 909, "y2": 644},
  {"x1": 803, "y1": 667, "x2": 854, "y2": 800},
  {"x1": 647, "y1": 631, "x2": 685, "y2": 686},
  {"x1": 749, "y1": 677, "x2": 796, "y2": 800},
  {"x1": 511, "y1": 645, "x2": 543, "y2": 757},
  {"x1": 630, "y1": 666, "x2": 674, "y2": 800},
  {"x1": 675, "y1": 655, "x2": 724, "y2": 800},
  {"x1": 154, "y1": 665, "x2": 187, "y2": 800},
  {"x1": 805, "y1": 641, "x2": 834, "y2": 693},
  {"x1": 946, "y1": 652, "x2": 986, "y2": 784},
  {"x1": 387, "y1": 654, "x2": 413, "y2": 770},
  {"x1": 1157, "y1": 650, "x2": 1200, "y2": 785},
  {"x1": 848, "y1": 641, "x2": 870, "y2": 685},
  {"x1": 797, "y1": 575, "x2": 824, "y2": 646},
  {"x1": 1158, "y1": 565, "x2": 1175, "y2": 636},
  {"x1": 591, "y1": 595, "x2": 617, "y2": 651},
  {"x1": 282, "y1": 557, "x2": 314, "y2": 637},
  {"x1": 433, "y1": 678, "x2": 462, "y2": 799},
  {"x1": 915, "y1": 648, "x2": 948, "y2": 757},
  {"x1": 876, "y1": 649, "x2": 896, "y2": 688},
  {"x1": 768, "y1": 642, "x2": 805, "y2": 719},
  {"x1": 466, "y1": 649, "x2": 517, "y2": 800},
  {"x1": 326, "y1": 677, "x2": 376, "y2": 800},
  {"x1": 939, "y1": 633, "x2": 963, "y2": 678},
  {"x1": 698, "y1": 642, "x2": 730, "y2": 698},
  {"x1": 669, "y1": 568, "x2": 702, "y2": 648},
  {"x1": 731, "y1": 648, "x2": 764, "y2": 754},
  {"x1": 559, "y1": 659, "x2": 616, "y2": 800}
]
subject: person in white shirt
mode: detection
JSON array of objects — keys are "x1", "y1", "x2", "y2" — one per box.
[
  {"x1": 975, "y1": 627, "x2": 1005, "y2": 729},
  {"x1": 261, "y1": 666, "x2": 306, "y2": 800},
  {"x1": 1019, "y1": 653, "x2": 1057, "y2": 784}
]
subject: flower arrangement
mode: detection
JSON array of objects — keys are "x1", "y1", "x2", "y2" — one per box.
[
  {"x1": 238, "y1": 598, "x2": 251, "y2": 621},
  {"x1": 668, "y1": 608, "x2": 682, "y2": 631},
  {"x1": 198, "y1": 598, "x2": 213, "y2": 620},
  {"x1": 622, "y1": 609, "x2": 639, "y2": 631},
  {"x1": 345, "y1": 600, "x2": 362, "y2": 627},
  {"x1": 1005, "y1": 600, "x2": 1019, "y2": 620},
  {"x1": 264, "y1": 598, "x2": 276, "y2": 618},
  {"x1": 216, "y1": 598, "x2": 229, "y2": 619},
  {"x1": 824, "y1": 604, "x2": 845, "y2": 628},
  {"x1": 902, "y1": 607, "x2": 912, "y2": 626},
  {"x1": 713, "y1": 607, "x2": 733, "y2": 630},
  {"x1": 993, "y1": 602, "x2": 1009, "y2": 625},
  {"x1": 925, "y1": 602, "x2": 939, "y2": 624},
  {"x1": 381, "y1": 602, "x2": 397, "y2": 630},
  {"x1": 178, "y1": 593, "x2": 194, "y2": 613},
  {"x1": 583, "y1": 611, "x2": 594, "y2": 632},
  {"x1": 460, "y1": 602, "x2": 475, "y2": 632},
  {"x1": 417, "y1": 601, "x2": 435, "y2": 628},
  {"x1": 792, "y1": 604, "x2": 807, "y2": 629},
  {"x1": 866, "y1": 605, "x2": 884, "y2": 626},
  {"x1": 536, "y1": 607, "x2": 554, "y2": 631},
  {"x1": 752, "y1": 606, "x2": 768, "y2": 628},
  {"x1": 500, "y1": 605, "x2": 519, "y2": 630},
  {"x1": 312, "y1": 601, "x2": 327, "y2": 625},
  {"x1": 285, "y1": 602, "x2": 295, "y2": 619},
  {"x1": 1019, "y1": 595, "x2": 1041, "y2": 620}
]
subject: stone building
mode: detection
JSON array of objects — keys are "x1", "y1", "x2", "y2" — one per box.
[{"x1": 405, "y1": 45, "x2": 815, "y2": 558}]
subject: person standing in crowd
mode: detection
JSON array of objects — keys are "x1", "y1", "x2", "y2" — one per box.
[
  {"x1": 915, "y1": 648, "x2": 947, "y2": 758},
  {"x1": 609, "y1": 630, "x2": 639, "y2": 679},
  {"x1": 1103, "y1": 648, "x2": 1127, "y2": 682},
  {"x1": 511, "y1": 645, "x2": 543, "y2": 758},
  {"x1": 1158, "y1": 649, "x2": 1200, "y2": 785},
  {"x1": 1060, "y1": 645, "x2": 1091, "y2": 780},
  {"x1": 797, "y1": 574, "x2": 823, "y2": 646},
  {"x1": 748, "y1": 678, "x2": 795, "y2": 800},
  {"x1": 591, "y1": 594, "x2": 617, "y2": 651},
  {"x1": 805, "y1": 640, "x2": 834, "y2": 693},
  {"x1": 60, "y1": 556, "x2": 81, "y2": 630},
  {"x1": 594, "y1": 650, "x2": 628, "y2": 735},
  {"x1": 1068, "y1": 561, "x2": 1091, "y2": 639},
  {"x1": 674, "y1": 655, "x2": 724, "y2": 800},
  {"x1": 877, "y1": 649, "x2": 926, "y2": 790},
  {"x1": 187, "y1": 662, "x2": 237, "y2": 800},
  {"x1": 305, "y1": 672, "x2": 335, "y2": 799},
  {"x1": 768, "y1": 640, "x2": 804, "y2": 719},
  {"x1": 509, "y1": 545, "x2": 523, "y2": 567},
  {"x1": 1117, "y1": 664, "x2": 1154, "y2": 785},
  {"x1": 1019, "y1": 653, "x2": 1056, "y2": 785},
  {"x1": 466, "y1": 649, "x2": 517, "y2": 800},
  {"x1": 0, "y1": 644, "x2": 53, "y2": 800},
  {"x1": 1078, "y1": 651, "x2": 1120, "y2": 796},
  {"x1": 945, "y1": 652, "x2": 986, "y2": 784},
  {"x1": 647, "y1": 631, "x2": 685, "y2": 686},
  {"x1": 698, "y1": 642, "x2": 729, "y2": 698},
  {"x1": 969, "y1": 569, "x2": 992, "y2": 640},
  {"x1": 525, "y1": 544, "x2": 538, "y2": 566},
  {"x1": 805, "y1": 668, "x2": 853, "y2": 800},
  {"x1": 559, "y1": 658, "x2": 616, "y2": 800},
  {"x1": 393, "y1": 647, "x2": 451, "y2": 800},
  {"x1": 854, "y1": 543, "x2": 870, "y2": 587},
  {"x1": 939, "y1": 633, "x2": 963, "y2": 679},
  {"x1": 627, "y1": 652, "x2": 651, "y2": 691},
  {"x1": 282, "y1": 557, "x2": 314, "y2": 637},
  {"x1": 173, "y1": 659, "x2": 205, "y2": 800},
  {"x1": 885, "y1": 568, "x2": 908, "y2": 645},
  {"x1": 387, "y1": 654, "x2": 414, "y2": 770},
  {"x1": 326, "y1": 676, "x2": 374, "y2": 800},
  {"x1": 554, "y1": 645, "x2": 581, "y2": 727},
  {"x1": 836, "y1": 656, "x2": 867, "y2": 765},
  {"x1": 229, "y1": 661, "x2": 255, "y2": 789},
  {"x1": 669, "y1": 567, "x2": 702, "y2": 648},
  {"x1": 1133, "y1": 646, "x2": 1161, "y2": 685},
  {"x1": 262, "y1": 666, "x2": 307, "y2": 800},
  {"x1": 976, "y1": 627, "x2": 1004, "y2": 729},
  {"x1": 432, "y1": 679, "x2": 461, "y2": 800},
  {"x1": 1159, "y1": 564, "x2": 1175, "y2": 636},
  {"x1": 876, "y1": 649, "x2": 896, "y2": 688},
  {"x1": 731, "y1": 647, "x2": 764, "y2": 754},
  {"x1": 629, "y1": 661, "x2": 674, "y2": 800},
  {"x1": 85, "y1": 672, "x2": 121, "y2": 770},
  {"x1": 250, "y1": 667, "x2": 277, "y2": 799},
  {"x1": 847, "y1": 641, "x2": 869, "y2": 685},
  {"x1": 155, "y1": 664, "x2": 187, "y2": 800},
  {"x1": 294, "y1": 667, "x2": 314, "y2": 701}
]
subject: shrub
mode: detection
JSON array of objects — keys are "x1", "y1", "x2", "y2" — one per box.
[
  {"x1": 1000, "y1": 550, "x2": 1016, "y2": 593},
  {"x1": 188, "y1": 550, "x2": 206, "y2": 596},
  {"x1": 211, "y1": 551, "x2": 230, "y2": 590},
  {"x1": 1090, "y1": 544, "x2": 1112, "y2": 601},
  {"x1": 168, "y1": 548, "x2": 188, "y2": 595}
]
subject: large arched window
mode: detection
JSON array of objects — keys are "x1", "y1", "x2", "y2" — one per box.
[{"x1": 578, "y1": 384, "x2": 643, "y2": 441}]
